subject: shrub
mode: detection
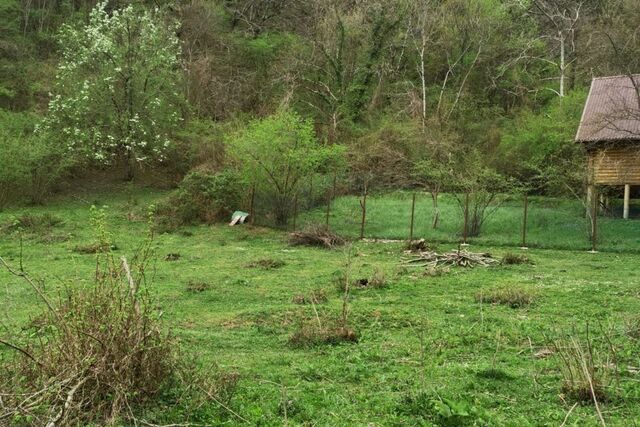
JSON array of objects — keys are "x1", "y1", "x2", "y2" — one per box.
[
  {"x1": 157, "y1": 169, "x2": 244, "y2": 227},
  {"x1": 0, "y1": 211, "x2": 237, "y2": 425},
  {"x1": 1, "y1": 213, "x2": 64, "y2": 234},
  {"x1": 0, "y1": 135, "x2": 29, "y2": 209},
  {"x1": 550, "y1": 331, "x2": 612, "y2": 405},
  {"x1": 476, "y1": 287, "x2": 534, "y2": 308},
  {"x1": 0, "y1": 253, "x2": 174, "y2": 425},
  {"x1": 0, "y1": 111, "x2": 74, "y2": 208},
  {"x1": 228, "y1": 109, "x2": 345, "y2": 225},
  {"x1": 501, "y1": 252, "x2": 533, "y2": 265}
]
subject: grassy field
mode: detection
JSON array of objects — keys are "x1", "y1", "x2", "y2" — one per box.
[
  {"x1": 2, "y1": 189, "x2": 640, "y2": 426},
  {"x1": 300, "y1": 192, "x2": 640, "y2": 253}
]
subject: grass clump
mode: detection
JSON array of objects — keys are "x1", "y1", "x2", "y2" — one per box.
[
  {"x1": 550, "y1": 330, "x2": 612, "y2": 406},
  {"x1": 246, "y1": 258, "x2": 286, "y2": 269},
  {"x1": 289, "y1": 224, "x2": 346, "y2": 249},
  {"x1": 186, "y1": 280, "x2": 211, "y2": 293},
  {"x1": 335, "y1": 268, "x2": 388, "y2": 292},
  {"x1": 165, "y1": 252, "x2": 181, "y2": 261},
  {"x1": 72, "y1": 242, "x2": 117, "y2": 254},
  {"x1": 475, "y1": 367, "x2": 514, "y2": 381},
  {"x1": 292, "y1": 288, "x2": 328, "y2": 305},
  {"x1": 476, "y1": 286, "x2": 535, "y2": 308},
  {"x1": 288, "y1": 322, "x2": 358, "y2": 348},
  {"x1": 501, "y1": 252, "x2": 533, "y2": 265},
  {"x1": 353, "y1": 268, "x2": 388, "y2": 289},
  {"x1": 624, "y1": 316, "x2": 640, "y2": 339}
]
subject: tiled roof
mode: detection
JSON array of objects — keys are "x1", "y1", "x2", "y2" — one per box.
[{"x1": 575, "y1": 75, "x2": 640, "y2": 143}]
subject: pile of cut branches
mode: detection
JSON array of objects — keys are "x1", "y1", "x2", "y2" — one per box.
[
  {"x1": 403, "y1": 248, "x2": 499, "y2": 268},
  {"x1": 289, "y1": 224, "x2": 346, "y2": 249}
]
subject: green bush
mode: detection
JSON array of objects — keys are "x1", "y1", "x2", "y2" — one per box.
[
  {"x1": 158, "y1": 170, "x2": 245, "y2": 227},
  {"x1": 0, "y1": 111, "x2": 74, "y2": 208},
  {"x1": 0, "y1": 135, "x2": 28, "y2": 208}
]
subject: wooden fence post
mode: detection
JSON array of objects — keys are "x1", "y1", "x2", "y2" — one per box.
[
  {"x1": 521, "y1": 194, "x2": 529, "y2": 249},
  {"x1": 249, "y1": 184, "x2": 256, "y2": 225},
  {"x1": 292, "y1": 195, "x2": 298, "y2": 231},
  {"x1": 409, "y1": 193, "x2": 417, "y2": 242},
  {"x1": 325, "y1": 173, "x2": 337, "y2": 229},
  {"x1": 359, "y1": 183, "x2": 367, "y2": 239},
  {"x1": 462, "y1": 192, "x2": 469, "y2": 245}
]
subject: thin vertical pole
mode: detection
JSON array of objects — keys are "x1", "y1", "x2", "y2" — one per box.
[
  {"x1": 293, "y1": 195, "x2": 298, "y2": 231},
  {"x1": 591, "y1": 187, "x2": 598, "y2": 252},
  {"x1": 409, "y1": 193, "x2": 417, "y2": 242},
  {"x1": 623, "y1": 184, "x2": 630, "y2": 220},
  {"x1": 325, "y1": 173, "x2": 337, "y2": 229},
  {"x1": 359, "y1": 183, "x2": 367, "y2": 239},
  {"x1": 249, "y1": 184, "x2": 256, "y2": 225},
  {"x1": 462, "y1": 192, "x2": 469, "y2": 245},
  {"x1": 521, "y1": 194, "x2": 529, "y2": 248}
]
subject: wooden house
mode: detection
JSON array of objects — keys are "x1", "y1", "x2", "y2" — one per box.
[{"x1": 576, "y1": 75, "x2": 640, "y2": 219}]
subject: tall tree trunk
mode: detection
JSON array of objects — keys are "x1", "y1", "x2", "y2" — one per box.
[
  {"x1": 419, "y1": 42, "x2": 427, "y2": 128},
  {"x1": 559, "y1": 31, "x2": 565, "y2": 98}
]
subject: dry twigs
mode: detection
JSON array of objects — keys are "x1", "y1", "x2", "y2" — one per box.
[
  {"x1": 289, "y1": 225, "x2": 346, "y2": 249},
  {"x1": 403, "y1": 248, "x2": 499, "y2": 269},
  {"x1": 0, "y1": 247, "x2": 174, "y2": 426}
]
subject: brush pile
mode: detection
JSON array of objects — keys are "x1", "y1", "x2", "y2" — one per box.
[
  {"x1": 289, "y1": 225, "x2": 346, "y2": 248},
  {"x1": 0, "y1": 254, "x2": 175, "y2": 426},
  {"x1": 403, "y1": 248, "x2": 499, "y2": 268}
]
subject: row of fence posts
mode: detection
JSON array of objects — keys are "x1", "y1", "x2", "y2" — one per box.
[{"x1": 248, "y1": 184, "x2": 599, "y2": 252}]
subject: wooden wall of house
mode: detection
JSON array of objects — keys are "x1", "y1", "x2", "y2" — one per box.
[{"x1": 588, "y1": 145, "x2": 640, "y2": 185}]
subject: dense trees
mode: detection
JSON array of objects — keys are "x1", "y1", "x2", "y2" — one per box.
[{"x1": 1, "y1": 0, "x2": 640, "y2": 207}]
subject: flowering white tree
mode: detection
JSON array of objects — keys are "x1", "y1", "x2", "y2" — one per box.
[{"x1": 42, "y1": 2, "x2": 183, "y2": 179}]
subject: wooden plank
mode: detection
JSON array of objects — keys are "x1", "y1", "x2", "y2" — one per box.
[{"x1": 589, "y1": 147, "x2": 640, "y2": 185}]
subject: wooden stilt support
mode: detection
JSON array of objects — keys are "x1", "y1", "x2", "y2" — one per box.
[
  {"x1": 586, "y1": 184, "x2": 594, "y2": 218},
  {"x1": 623, "y1": 184, "x2": 630, "y2": 220},
  {"x1": 590, "y1": 186, "x2": 598, "y2": 253}
]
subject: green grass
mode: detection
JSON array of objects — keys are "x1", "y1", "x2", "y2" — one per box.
[
  {"x1": 2, "y1": 189, "x2": 640, "y2": 425},
  {"x1": 300, "y1": 192, "x2": 640, "y2": 253}
]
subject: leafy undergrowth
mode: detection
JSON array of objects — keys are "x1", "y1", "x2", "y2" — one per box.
[{"x1": 2, "y1": 188, "x2": 640, "y2": 425}]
